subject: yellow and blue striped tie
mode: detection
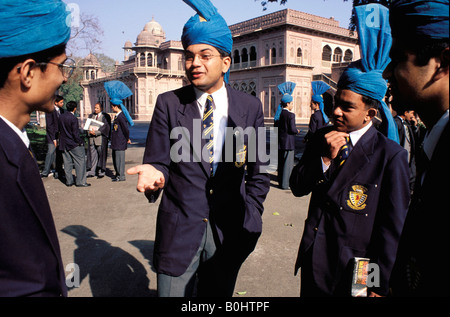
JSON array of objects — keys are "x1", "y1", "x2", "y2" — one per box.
[
  {"x1": 338, "y1": 137, "x2": 351, "y2": 167},
  {"x1": 203, "y1": 95, "x2": 214, "y2": 175}
]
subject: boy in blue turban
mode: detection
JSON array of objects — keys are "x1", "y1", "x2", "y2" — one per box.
[
  {"x1": 304, "y1": 81, "x2": 331, "y2": 143},
  {"x1": 128, "y1": 0, "x2": 270, "y2": 297},
  {"x1": 385, "y1": 0, "x2": 449, "y2": 297},
  {"x1": 276, "y1": 82, "x2": 299, "y2": 189},
  {"x1": 0, "y1": 0, "x2": 71, "y2": 296},
  {"x1": 289, "y1": 3, "x2": 410, "y2": 297}
]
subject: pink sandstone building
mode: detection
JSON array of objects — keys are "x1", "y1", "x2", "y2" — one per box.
[{"x1": 80, "y1": 9, "x2": 360, "y2": 123}]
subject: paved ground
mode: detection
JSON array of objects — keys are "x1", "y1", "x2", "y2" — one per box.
[{"x1": 42, "y1": 122, "x2": 311, "y2": 298}]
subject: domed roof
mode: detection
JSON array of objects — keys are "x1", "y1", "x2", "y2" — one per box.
[
  {"x1": 143, "y1": 17, "x2": 165, "y2": 37},
  {"x1": 82, "y1": 53, "x2": 101, "y2": 67},
  {"x1": 124, "y1": 40, "x2": 133, "y2": 49},
  {"x1": 135, "y1": 17, "x2": 165, "y2": 47}
]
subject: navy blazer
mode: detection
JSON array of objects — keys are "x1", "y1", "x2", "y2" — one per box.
[
  {"x1": 277, "y1": 109, "x2": 297, "y2": 151},
  {"x1": 45, "y1": 108, "x2": 60, "y2": 144},
  {"x1": 0, "y1": 118, "x2": 67, "y2": 296},
  {"x1": 111, "y1": 112, "x2": 129, "y2": 151},
  {"x1": 304, "y1": 111, "x2": 328, "y2": 143},
  {"x1": 392, "y1": 123, "x2": 449, "y2": 296},
  {"x1": 290, "y1": 125, "x2": 410, "y2": 296},
  {"x1": 58, "y1": 111, "x2": 84, "y2": 151},
  {"x1": 143, "y1": 84, "x2": 270, "y2": 277}
]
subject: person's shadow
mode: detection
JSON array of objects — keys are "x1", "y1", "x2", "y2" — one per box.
[{"x1": 62, "y1": 225, "x2": 156, "y2": 297}]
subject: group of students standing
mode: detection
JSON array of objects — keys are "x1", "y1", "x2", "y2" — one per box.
[{"x1": 41, "y1": 97, "x2": 131, "y2": 186}]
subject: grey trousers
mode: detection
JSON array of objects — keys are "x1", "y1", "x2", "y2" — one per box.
[
  {"x1": 278, "y1": 149, "x2": 294, "y2": 189},
  {"x1": 87, "y1": 144, "x2": 105, "y2": 177},
  {"x1": 63, "y1": 145, "x2": 87, "y2": 186},
  {"x1": 42, "y1": 142, "x2": 57, "y2": 176},
  {"x1": 157, "y1": 222, "x2": 217, "y2": 297},
  {"x1": 112, "y1": 150, "x2": 126, "y2": 180}
]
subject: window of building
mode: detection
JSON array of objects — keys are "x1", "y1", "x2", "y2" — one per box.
[
  {"x1": 333, "y1": 47, "x2": 343, "y2": 62},
  {"x1": 322, "y1": 45, "x2": 332, "y2": 61},
  {"x1": 297, "y1": 47, "x2": 303, "y2": 64},
  {"x1": 344, "y1": 49, "x2": 353, "y2": 62},
  {"x1": 234, "y1": 50, "x2": 240, "y2": 64},
  {"x1": 271, "y1": 48, "x2": 277, "y2": 64},
  {"x1": 250, "y1": 46, "x2": 257, "y2": 64}
]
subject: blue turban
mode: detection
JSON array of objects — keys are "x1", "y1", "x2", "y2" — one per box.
[
  {"x1": 104, "y1": 81, "x2": 134, "y2": 127},
  {"x1": 274, "y1": 82, "x2": 296, "y2": 122},
  {"x1": 182, "y1": 0, "x2": 233, "y2": 82},
  {"x1": 311, "y1": 81, "x2": 331, "y2": 124},
  {"x1": 390, "y1": 0, "x2": 449, "y2": 40},
  {"x1": 0, "y1": 0, "x2": 71, "y2": 58},
  {"x1": 338, "y1": 4, "x2": 399, "y2": 143}
]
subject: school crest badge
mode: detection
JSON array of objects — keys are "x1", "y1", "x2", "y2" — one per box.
[
  {"x1": 235, "y1": 145, "x2": 247, "y2": 168},
  {"x1": 114, "y1": 124, "x2": 118, "y2": 132},
  {"x1": 347, "y1": 185, "x2": 368, "y2": 211}
]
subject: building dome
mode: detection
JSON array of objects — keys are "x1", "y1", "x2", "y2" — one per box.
[
  {"x1": 135, "y1": 17, "x2": 165, "y2": 47},
  {"x1": 124, "y1": 40, "x2": 133, "y2": 49},
  {"x1": 144, "y1": 17, "x2": 165, "y2": 37},
  {"x1": 82, "y1": 53, "x2": 101, "y2": 68}
]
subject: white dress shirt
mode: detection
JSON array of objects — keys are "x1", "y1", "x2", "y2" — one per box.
[
  {"x1": 194, "y1": 83, "x2": 229, "y2": 172},
  {"x1": 322, "y1": 121, "x2": 373, "y2": 173},
  {"x1": 0, "y1": 114, "x2": 30, "y2": 148}
]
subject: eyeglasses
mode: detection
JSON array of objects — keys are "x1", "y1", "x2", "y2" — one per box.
[
  {"x1": 18, "y1": 58, "x2": 76, "y2": 79},
  {"x1": 184, "y1": 53, "x2": 222, "y2": 63},
  {"x1": 38, "y1": 58, "x2": 76, "y2": 79}
]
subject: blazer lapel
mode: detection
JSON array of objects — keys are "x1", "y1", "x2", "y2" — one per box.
[
  {"x1": 177, "y1": 86, "x2": 210, "y2": 177},
  {"x1": 0, "y1": 121, "x2": 62, "y2": 260},
  {"x1": 215, "y1": 86, "x2": 248, "y2": 178},
  {"x1": 327, "y1": 126, "x2": 376, "y2": 203}
]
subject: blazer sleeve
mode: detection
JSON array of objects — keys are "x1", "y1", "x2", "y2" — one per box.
[
  {"x1": 369, "y1": 148, "x2": 410, "y2": 295},
  {"x1": 142, "y1": 93, "x2": 171, "y2": 184},
  {"x1": 45, "y1": 112, "x2": 57, "y2": 142},
  {"x1": 119, "y1": 114, "x2": 130, "y2": 141},
  {"x1": 287, "y1": 112, "x2": 298, "y2": 135},
  {"x1": 244, "y1": 99, "x2": 270, "y2": 220},
  {"x1": 290, "y1": 130, "x2": 328, "y2": 197},
  {"x1": 71, "y1": 115, "x2": 84, "y2": 145}
]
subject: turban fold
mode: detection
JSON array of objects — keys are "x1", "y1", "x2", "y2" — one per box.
[
  {"x1": 390, "y1": 0, "x2": 449, "y2": 40},
  {"x1": 0, "y1": 0, "x2": 71, "y2": 58},
  {"x1": 182, "y1": 0, "x2": 233, "y2": 82},
  {"x1": 311, "y1": 81, "x2": 331, "y2": 124},
  {"x1": 274, "y1": 82, "x2": 296, "y2": 122},
  {"x1": 338, "y1": 4, "x2": 399, "y2": 143},
  {"x1": 104, "y1": 81, "x2": 134, "y2": 127}
]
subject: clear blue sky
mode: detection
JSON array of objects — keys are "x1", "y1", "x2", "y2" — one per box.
[{"x1": 64, "y1": 0, "x2": 354, "y2": 62}]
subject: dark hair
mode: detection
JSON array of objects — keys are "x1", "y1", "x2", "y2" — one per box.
[
  {"x1": 398, "y1": 38, "x2": 449, "y2": 66},
  {"x1": 95, "y1": 102, "x2": 103, "y2": 110},
  {"x1": 55, "y1": 95, "x2": 64, "y2": 103},
  {"x1": 216, "y1": 47, "x2": 231, "y2": 59},
  {"x1": 361, "y1": 95, "x2": 381, "y2": 110},
  {"x1": 66, "y1": 101, "x2": 77, "y2": 112},
  {"x1": 111, "y1": 103, "x2": 122, "y2": 110},
  {"x1": 0, "y1": 43, "x2": 66, "y2": 88}
]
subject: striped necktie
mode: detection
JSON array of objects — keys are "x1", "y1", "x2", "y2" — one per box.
[
  {"x1": 203, "y1": 95, "x2": 214, "y2": 175},
  {"x1": 338, "y1": 137, "x2": 351, "y2": 167}
]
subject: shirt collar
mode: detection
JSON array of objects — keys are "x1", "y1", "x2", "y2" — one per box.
[
  {"x1": 423, "y1": 109, "x2": 449, "y2": 160},
  {"x1": 349, "y1": 121, "x2": 373, "y2": 147},
  {"x1": 0, "y1": 115, "x2": 30, "y2": 148},
  {"x1": 194, "y1": 83, "x2": 227, "y2": 109}
]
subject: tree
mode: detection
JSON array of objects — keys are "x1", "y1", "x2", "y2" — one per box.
[{"x1": 67, "y1": 12, "x2": 104, "y2": 57}]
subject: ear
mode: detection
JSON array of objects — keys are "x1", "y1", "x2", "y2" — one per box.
[
  {"x1": 365, "y1": 108, "x2": 377, "y2": 122},
  {"x1": 17, "y1": 59, "x2": 37, "y2": 89},
  {"x1": 222, "y1": 56, "x2": 232, "y2": 74},
  {"x1": 434, "y1": 47, "x2": 449, "y2": 80}
]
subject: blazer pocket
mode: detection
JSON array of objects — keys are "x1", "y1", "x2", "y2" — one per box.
[{"x1": 155, "y1": 208, "x2": 179, "y2": 253}]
